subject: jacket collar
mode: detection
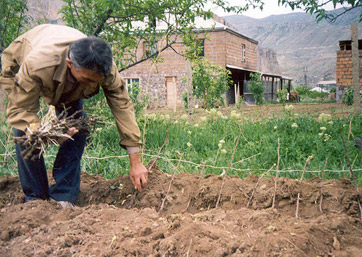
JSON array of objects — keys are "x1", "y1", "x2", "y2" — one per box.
[{"x1": 53, "y1": 47, "x2": 69, "y2": 83}]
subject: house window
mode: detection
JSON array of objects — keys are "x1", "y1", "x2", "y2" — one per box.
[
  {"x1": 198, "y1": 39, "x2": 205, "y2": 57},
  {"x1": 125, "y1": 78, "x2": 140, "y2": 89},
  {"x1": 144, "y1": 41, "x2": 158, "y2": 58},
  {"x1": 241, "y1": 44, "x2": 246, "y2": 62}
]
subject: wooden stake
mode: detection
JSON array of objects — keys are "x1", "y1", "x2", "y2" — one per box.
[
  {"x1": 272, "y1": 138, "x2": 280, "y2": 209},
  {"x1": 247, "y1": 164, "x2": 275, "y2": 208},
  {"x1": 216, "y1": 128, "x2": 242, "y2": 208},
  {"x1": 319, "y1": 157, "x2": 328, "y2": 213},
  {"x1": 341, "y1": 134, "x2": 362, "y2": 222},
  {"x1": 185, "y1": 161, "x2": 206, "y2": 212},
  {"x1": 296, "y1": 155, "x2": 313, "y2": 218},
  {"x1": 159, "y1": 154, "x2": 183, "y2": 212}
]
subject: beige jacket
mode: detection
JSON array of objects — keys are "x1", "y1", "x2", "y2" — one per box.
[{"x1": 0, "y1": 24, "x2": 141, "y2": 147}]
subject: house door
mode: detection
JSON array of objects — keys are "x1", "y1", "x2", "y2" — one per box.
[{"x1": 166, "y1": 77, "x2": 177, "y2": 111}]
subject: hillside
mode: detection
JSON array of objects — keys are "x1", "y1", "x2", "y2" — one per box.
[{"x1": 224, "y1": 7, "x2": 362, "y2": 86}]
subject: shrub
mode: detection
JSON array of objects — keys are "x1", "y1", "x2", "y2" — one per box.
[
  {"x1": 127, "y1": 82, "x2": 149, "y2": 116},
  {"x1": 307, "y1": 90, "x2": 328, "y2": 99},
  {"x1": 277, "y1": 89, "x2": 288, "y2": 103},
  {"x1": 342, "y1": 86, "x2": 354, "y2": 106},
  {"x1": 192, "y1": 58, "x2": 231, "y2": 109},
  {"x1": 248, "y1": 73, "x2": 265, "y2": 105},
  {"x1": 295, "y1": 85, "x2": 309, "y2": 96}
]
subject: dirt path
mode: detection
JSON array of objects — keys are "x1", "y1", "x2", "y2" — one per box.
[{"x1": 0, "y1": 164, "x2": 361, "y2": 256}]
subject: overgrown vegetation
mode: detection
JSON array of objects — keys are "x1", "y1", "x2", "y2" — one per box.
[
  {"x1": 190, "y1": 59, "x2": 231, "y2": 109},
  {"x1": 248, "y1": 73, "x2": 265, "y2": 105},
  {"x1": 277, "y1": 89, "x2": 288, "y2": 103},
  {"x1": 1, "y1": 101, "x2": 361, "y2": 186}
]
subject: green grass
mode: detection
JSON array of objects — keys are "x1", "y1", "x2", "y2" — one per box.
[{"x1": 1, "y1": 96, "x2": 361, "y2": 186}]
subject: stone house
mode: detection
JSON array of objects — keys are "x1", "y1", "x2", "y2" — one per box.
[
  {"x1": 336, "y1": 39, "x2": 362, "y2": 102},
  {"x1": 120, "y1": 15, "x2": 291, "y2": 109}
]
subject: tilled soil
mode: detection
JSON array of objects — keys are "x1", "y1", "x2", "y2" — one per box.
[{"x1": 0, "y1": 164, "x2": 361, "y2": 257}]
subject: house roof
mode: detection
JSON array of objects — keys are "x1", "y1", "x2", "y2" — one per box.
[
  {"x1": 131, "y1": 14, "x2": 258, "y2": 44},
  {"x1": 192, "y1": 16, "x2": 258, "y2": 44},
  {"x1": 317, "y1": 80, "x2": 336, "y2": 85},
  {"x1": 226, "y1": 64, "x2": 293, "y2": 81}
]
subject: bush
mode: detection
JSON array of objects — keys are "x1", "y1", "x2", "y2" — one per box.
[
  {"x1": 307, "y1": 90, "x2": 328, "y2": 99},
  {"x1": 248, "y1": 73, "x2": 265, "y2": 105},
  {"x1": 295, "y1": 85, "x2": 309, "y2": 96},
  {"x1": 342, "y1": 86, "x2": 354, "y2": 106},
  {"x1": 128, "y1": 82, "x2": 149, "y2": 116},
  {"x1": 277, "y1": 89, "x2": 288, "y2": 103},
  {"x1": 192, "y1": 58, "x2": 231, "y2": 109}
]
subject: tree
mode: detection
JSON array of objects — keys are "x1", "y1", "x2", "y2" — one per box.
[
  {"x1": 191, "y1": 58, "x2": 231, "y2": 109},
  {"x1": 60, "y1": 0, "x2": 263, "y2": 70},
  {"x1": 0, "y1": 0, "x2": 28, "y2": 69},
  {"x1": 278, "y1": 0, "x2": 362, "y2": 22}
]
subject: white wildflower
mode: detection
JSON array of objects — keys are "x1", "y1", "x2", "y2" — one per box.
[
  {"x1": 320, "y1": 127, "x2": 327, "y2": 131},
  {"x1": 187, "y1": 130, "x2": 192, "y2": 135},
  {"x1": 221, "y1": 149, "x2": 227, "y2": 154},
  {"x1": 180, "y1": 114, "x2": 188, "y2": 121},
  {"x1": 318, "y1": 113, "x2": 332, "y2": 123},
  {"x1": 219, "y1": 139, "x2": 225, "y2": 144},
  {"x1": 200, "y1": 116, "x2": 207, "y2": 122},
  {"x1": 218, "y1": 143, "x2": 223, "y2": 149},
  {"x1": 194, "y1": 123, "x2": 199, "y2": 127},
  {"x1": 291, "y1": 123, "x2": 298, "y2": 128},
  {"x1": 186, "y1": 142, "x2": 192, "y2": 147}
]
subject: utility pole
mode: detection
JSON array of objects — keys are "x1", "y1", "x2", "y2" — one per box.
[
  {"x1": 303, "y1": 67, "x2": 308, "y2": 87},
  {"x1": 351, "y1": 23, "x2": 361, "y2": 114}
]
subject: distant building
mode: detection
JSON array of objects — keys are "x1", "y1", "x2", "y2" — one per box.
[
  {"x1": 316, "y1": 80, "x2": 336, "y2": 92},
  {"x1": 336, "y1": 39, "x2": 362, "y2": 102},
  {"x1": 121, "y1": 15, "x2": 292, "y2": 109}
]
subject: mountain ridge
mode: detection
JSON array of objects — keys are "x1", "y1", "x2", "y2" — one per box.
[{"x1": 224, "y1": 7, "x2": 362, "y2": 85}]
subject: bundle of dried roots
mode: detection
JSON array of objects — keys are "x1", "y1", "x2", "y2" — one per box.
[{"x1": 13, "y1": 109, "x2": 99, "y2": 160}]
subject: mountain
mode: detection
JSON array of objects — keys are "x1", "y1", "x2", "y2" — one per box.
[{"x1": 224, "y1": 7, "x2": 362, "y2": 86}]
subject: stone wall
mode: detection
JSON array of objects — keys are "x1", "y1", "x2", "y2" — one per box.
[{"x1": 120, "y1": 30, "x2": 258, "y2": 109}]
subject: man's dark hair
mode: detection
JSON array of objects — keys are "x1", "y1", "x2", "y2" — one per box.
[{"x1": 69, "y1": 36, "x2": 113, "y2": 77}]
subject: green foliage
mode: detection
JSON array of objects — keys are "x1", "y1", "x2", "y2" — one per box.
[
  {"x1": 1, "y1": 104, "x2": 362, "y2": 185},
  {"x1": 60, "y1": 0, "x2": 264, "y2": 70},
  {"x1": 127, "y1": 82, "x2": 148, "y2": 117},
  {"x1": 277, "y1": 89, "x2": 288, "y2": 103},
  {"x1": 278, "y1": 0, "x2": 362, "y2": 22},
  {"x1": 248, "y1": 73, "x2": 265, "y2": 105},
  {"x1": 295, "y1": 85, "x2": 310, "y2": 96},
  {"x1": 342, "y1": 86, "x2": 354, "y2": 106},
  {"x1": 308, "y1": 90, "x2": 329, "y2": 99},
  {"x1": 235, "y1": 96, "x2": 244, "y2": 109},
  {"x1": 191, "y1": 58, "x2": 231, "y2": 109},
  {"x1": 0, "y1": 0, "x2": 28, "y2": 56},
  {"x1": 330, "y1": 88, "x2": 336, "y2": 93}
]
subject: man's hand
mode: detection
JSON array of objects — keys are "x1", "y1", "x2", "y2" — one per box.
[
  {"x1": 58, "y1": 127, "x2": 79, "y2": 144},
  {"x1": 129, "y1": 152, "x2": 148, "y2": 192}
]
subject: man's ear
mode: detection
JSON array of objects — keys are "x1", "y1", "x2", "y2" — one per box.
[{"x1": 66, "y1": 58, "x2": 72, "y2": 69}]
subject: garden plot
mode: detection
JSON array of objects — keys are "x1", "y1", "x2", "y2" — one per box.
[{"x1": 0, "y1": 164, "x2": 361, "y2": 256}]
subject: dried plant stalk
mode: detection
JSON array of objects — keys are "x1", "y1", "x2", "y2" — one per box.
[{"x1": 13, "y1": 109, "x2": 98, "y2": 160}]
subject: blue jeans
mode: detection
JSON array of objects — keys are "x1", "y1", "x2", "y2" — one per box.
[{"x1": 14, "y1": 100, "x2": 87, "y2": 203}]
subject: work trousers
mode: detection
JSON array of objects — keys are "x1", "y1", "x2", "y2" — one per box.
[{"x1": 14, "y1": 100, "x2": 87, "y2": 203}]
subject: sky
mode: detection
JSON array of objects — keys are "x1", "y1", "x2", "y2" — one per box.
[{"x1": 210, "y1": 0, "x2": 346, "y2": 19}]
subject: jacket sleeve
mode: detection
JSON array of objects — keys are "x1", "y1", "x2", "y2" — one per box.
[
  {"x1": 102, "y1": 64, "x2": 142, "y2": 148},
  {"x1": 1, "y1": 60, "x2": 41, "y2": 133}
]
